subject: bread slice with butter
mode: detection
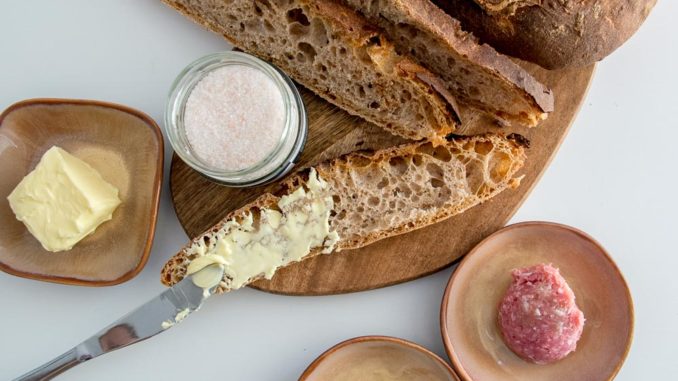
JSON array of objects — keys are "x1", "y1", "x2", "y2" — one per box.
[
  {"x1": 161, "y1": 134, "x2": 526, "y2": 293},
  {"x1": 161, "y1": 0, "x2": 460, "y2": 144}
]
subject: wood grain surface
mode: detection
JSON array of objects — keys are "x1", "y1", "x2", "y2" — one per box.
[{"x1": 169, "y1": 62, "x2": 595, "y2": 295}]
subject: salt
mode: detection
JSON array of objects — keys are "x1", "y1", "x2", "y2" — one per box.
[{"x1": 184, "y1": 65, "x2": 286, "y2": 171}]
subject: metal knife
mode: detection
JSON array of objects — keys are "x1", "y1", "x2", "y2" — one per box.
[{"x1": 13, "y1": 274, "x2": 214, "y2": 381}]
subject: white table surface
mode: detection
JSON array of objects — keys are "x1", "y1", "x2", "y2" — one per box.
[{"x1": 1, "y1": 1, "x2": 676, "y2": 379}]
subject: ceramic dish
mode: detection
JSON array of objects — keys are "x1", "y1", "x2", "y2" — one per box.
[
  {"x1": 299, "y1": 336, "x2": 460, "y2": 381},
  {"x1": 440, "y1": 221, "x2": 633, "y2": 381},
  {"x1": 0, "y1": 99, "x2": 163, "y2": 286}
]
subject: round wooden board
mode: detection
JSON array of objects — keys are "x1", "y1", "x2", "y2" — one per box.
[{"x1": 170, "y1": 62, "x2": 595, "y2": 295}]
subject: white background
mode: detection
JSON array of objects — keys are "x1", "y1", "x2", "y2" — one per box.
[{"x1": 0, "y1": 1, "x2": 676, "y2": 379}]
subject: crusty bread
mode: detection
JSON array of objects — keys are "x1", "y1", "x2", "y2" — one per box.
[
  {"x1": 433, "y1": 0, "x2": 657, "y2": 69},
  {"x1": 162, "y1": 0, "x2": 460, "y2": 143},
  {"x1": 342, "y1": 0, "x2": 553, "y2": 127},
  {"x1": 161, "y1": 133, "x2": 526, "y2": 292}
]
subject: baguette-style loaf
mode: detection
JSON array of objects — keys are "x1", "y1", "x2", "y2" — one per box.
[
  {"x1": 342, "y1": 0, "x2": 554, "y2": 127},
  {"x1": 161, "y1": 133, "x2": 526, "y2": 292},
  {"x1": 433, "y1": 0, "x2": 657, "y2": 69},
  {"x1": 162, "y1": 0, "x2": 460, "y2": 143}
]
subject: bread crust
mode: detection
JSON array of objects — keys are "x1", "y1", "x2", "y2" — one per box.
[
  {"x1": 343, "y1": 0, "x2": 553, "y2": 125},
  {"x1": 433, "y1": 0, "x2": 657, "y2": 69}
]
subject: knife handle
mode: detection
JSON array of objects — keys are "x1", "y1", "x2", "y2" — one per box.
[{"x1": 13, "y1": 347, "x2": 91, "y2": 381}]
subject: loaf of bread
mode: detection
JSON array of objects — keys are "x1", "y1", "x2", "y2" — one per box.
[
  {"x1": 433, "y1": 0, "x2": 657, "y2": 69},
  {"x1": 163, "y1": 0, "x2": 461, "y2": 143},
  {"x1": 342, "y1": 0, "x2": 553, "y2": 127},
  {"x1": 161, "y1": 133, "x2": 526, "y2": 292}
]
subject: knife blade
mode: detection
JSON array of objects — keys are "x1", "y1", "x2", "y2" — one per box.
[{"x1": 13, "y1": 271, "x2": 216, "y2": 381}]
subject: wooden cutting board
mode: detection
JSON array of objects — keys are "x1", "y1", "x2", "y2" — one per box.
[{"x1": 170, "y1": 62, "x2": 595, "y2": 295}]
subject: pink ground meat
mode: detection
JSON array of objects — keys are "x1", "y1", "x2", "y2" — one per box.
[{"x1": 498, "y1": 264, "x2": 585, "y2": 364}]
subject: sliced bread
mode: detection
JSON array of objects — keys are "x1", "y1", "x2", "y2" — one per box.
[
  {"x1": 161, "y1": 133, "x2": 526, "y2": 292},
  {"x1": 342, "y1": 0, "x2": 554, "y2": 126},
  {"x1": 162, "y1": 0, "x2": 460, "y2": 143}
]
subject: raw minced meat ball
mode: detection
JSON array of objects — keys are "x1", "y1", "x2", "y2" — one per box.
[{"x1": 498, "y1": 263, "x2": 585, "y2": 364}]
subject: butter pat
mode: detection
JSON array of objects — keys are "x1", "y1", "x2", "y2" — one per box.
[{"x1": 7, "y1": 146, "x2": 121, "y2": 252}]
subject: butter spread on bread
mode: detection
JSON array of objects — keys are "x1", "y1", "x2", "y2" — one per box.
[
  {"x1": 162, "y1": 134, "x2": 526, "y2": 293},
  {"x1": 183, "y1": 168, "x2": 339, "y2": 291}
]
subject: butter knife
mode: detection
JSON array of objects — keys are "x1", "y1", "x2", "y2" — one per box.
[{"x1": 13, "y1": 275, "x2": 213, "y2": 381}]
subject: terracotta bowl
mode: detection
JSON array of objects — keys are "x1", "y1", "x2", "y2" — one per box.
[
  {"x1": 440, "y1": 221, "x2": 633, "y2": 381},
  {"x1": 0, "y1": 99, "x2": 163, "y2": 286},
  {"x1": 299, "y1": 336, "x2": 460, "y2": 381}
]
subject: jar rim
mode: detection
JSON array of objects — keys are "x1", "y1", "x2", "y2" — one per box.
[{"x1": 165, "y1": 51, "x2": 307, "y2": 187}]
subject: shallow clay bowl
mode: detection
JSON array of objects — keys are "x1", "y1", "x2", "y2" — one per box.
[
  {"x1": 440, "y1": 221, "x2": 633, "y2": 381},
  {"x1": 0, "y1": 99, "x2": 163, "y2": 286},
  {"x1": 300, "y1": 336, "x2": 460, "y2": 381}
]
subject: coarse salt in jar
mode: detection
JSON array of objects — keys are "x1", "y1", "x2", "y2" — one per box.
[{"x1": 165, "y1": 51, "x2": 307, "y2": 187}]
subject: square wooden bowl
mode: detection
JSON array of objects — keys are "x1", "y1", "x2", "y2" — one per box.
[{"x1": 0, "y1": 99, "x2": 163, "y2": 286}]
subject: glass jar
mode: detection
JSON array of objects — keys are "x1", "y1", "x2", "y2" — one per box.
[{"x1": 165, "y1": 51, "x2": 307, "y2": 187}]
